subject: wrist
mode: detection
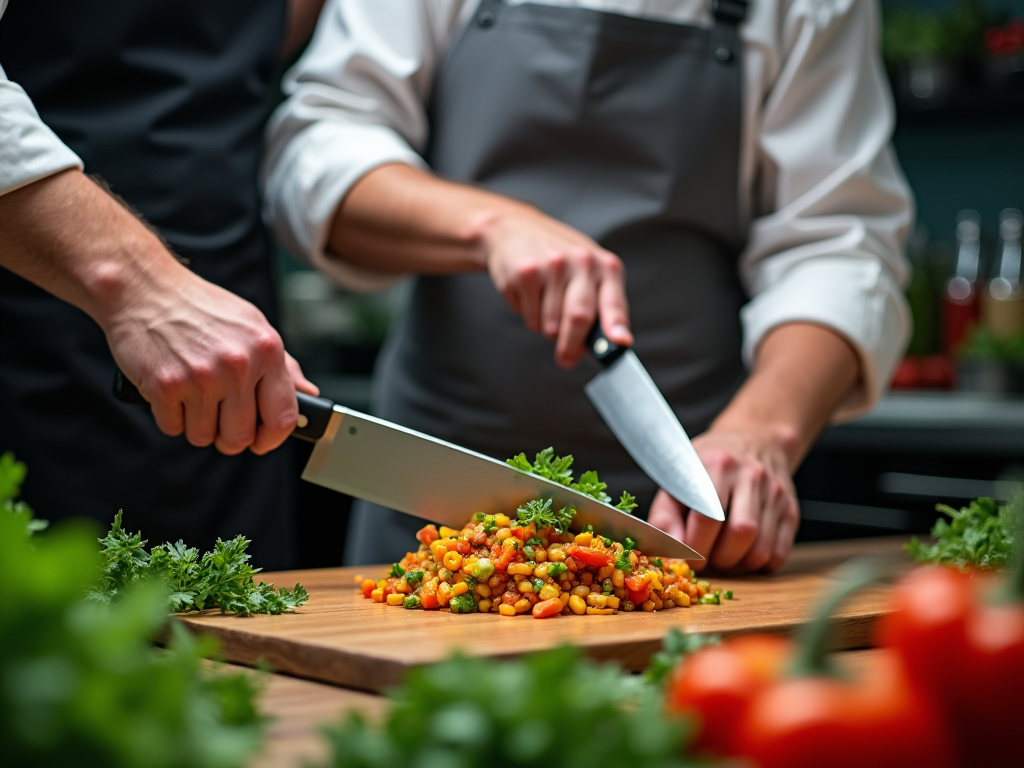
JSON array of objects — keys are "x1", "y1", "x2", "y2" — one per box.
[{"x1": 465, "y1": 195, "x2": 531, "y2": 270}]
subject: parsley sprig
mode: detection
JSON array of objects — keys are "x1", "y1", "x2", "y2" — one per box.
[
  {"x1": 90, "y1": 511, "x2": 309, "y2": 616},
  {"x1": 515, "y1": 498, "x2": 575, "y2": 534},
  {"x1": 906, "y1": 496, "x2": 1018, "y2": 571},
  {"x1": 506, "y1": 448, "x2": 639, "y2": 513}
]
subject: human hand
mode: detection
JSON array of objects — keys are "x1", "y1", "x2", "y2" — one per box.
[
  {"x1": 647, "y1": 428, "x2": 800, "y2": 573},
  {"x1": 482, "y1": 203, "x2": 633, "y2": 368},
  {"x1": 104, "y1": 271, "x2": 318, "y2": 456}
]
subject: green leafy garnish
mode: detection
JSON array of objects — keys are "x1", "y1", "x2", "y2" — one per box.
[
  {"x1": 615, "y1": 491, "x2": 638, "y2": 514},
  {"x1": 405, "y1": 571, "x2": 424, "y2": 585},
  {"x1": 623, "y1": 536, "x2": 637, "y2": 552},
  {"x1": 388, "y1": 563, "x2": 406, "y2": 578},
  {"x1": 317, "y1": 646, "x2": 698, "y2": 768},
  {"x1": 906, "y1": 496, "x2": 1018, "y2": 571},
  {"x1": 571, "y1": 470, "x2": 611, "y2": 504},
  {"x1": 1, "y1": 451, "x2": 46, "y2": 534},
  {"x1": 644, "y1": 629, "x2": 721, "y2": 687},
  {"x1": 652, "y1": 558, "x2": 664, "y2": 569},
  {"x1": 614, "y1": 553, "x2": 633, "y2": 574},
  {"x1": 515, "y1": 498, "x2": 575, "y2": 534},
  {"x1": 89, "y1": 511, "x2": 309, "y2": 616},
  {"x1": 1, "y1": 478, "x2": 266, "y2": 767}
]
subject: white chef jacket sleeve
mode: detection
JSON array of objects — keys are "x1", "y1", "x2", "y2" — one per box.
[
  {"x1": 739, "y1": 0, "x2": 914, "y2": 420},
  {"x1": 0, "y1": 62, "x2": 83, "y2": 197},
  {"x1": 263, "y1": 0, "x2": 469, "y2": 291}
]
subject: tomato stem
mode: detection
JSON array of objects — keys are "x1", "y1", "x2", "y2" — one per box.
[{"x1": 789, "y1": 558, "x2": 882, "y2": 679}]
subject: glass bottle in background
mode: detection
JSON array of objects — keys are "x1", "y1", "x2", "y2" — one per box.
[
  {"x1": 942, "y1": 209, "x2": 982, "y2": 355},
  {"x1": 982, "y1": 208, "x2": 1024, "y2": 339}
]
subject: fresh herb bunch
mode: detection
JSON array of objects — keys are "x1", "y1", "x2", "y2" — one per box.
[
  {"x1": 507, "y1": 447, "x2": 639, "y2": 513},
  {"x1": 316, "y1": 646, "x2": 706, "y2": 768},
  {"x1": 0, "y1": 491, "x2": 266, "y2": 768},
  {"x1": 515, "y1": 498, "x2": 575, "y2": 534},
  {"x1": 644, "y1": 628, "x2": 722, "y2": 687},
  {"x1": 90, "y1": 510, "x2": 309, "y2": 616},
  {"x1": 1, "y1": 451, "x2": 46, "y2": 534},
  {"x1": 906, "y1": 496, "x2": 1019, "y2": 571}
]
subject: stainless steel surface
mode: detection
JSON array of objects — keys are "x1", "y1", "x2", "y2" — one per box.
[
  {"x1": 584, "y1": 351, "x2": 726, "y2": 522},
  {"x1": 302, "y1": 405, "x2": 702, "y2": 559}
]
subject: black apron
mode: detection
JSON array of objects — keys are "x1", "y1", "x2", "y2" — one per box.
[
  {"x1": 0, "y1": 0, "x2": 296, "y2": 569},
  {"x1": 345, "y1": 0, "x2": 749, "y2": 566}
]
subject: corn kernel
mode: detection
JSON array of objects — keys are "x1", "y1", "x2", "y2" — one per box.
[
  {"x1": 488, "y1": 574, "x2": 503, "y2": 589},
  {"x1": 641, "y1": 600, "x2": 656, "y2": 612},
  {"x1": 605, "y1": 595, "x2": 621, "y2": 610},
  {"x1": 442, "y1": 551, "x2": 463, "y2": 571},
  {"x1": 573, "y1": 531, "x2": 593, "y2": 547},
  {"x1": 534, "y1": 564, "x2": 549, "y2": 580},
  {"x1": 437, "y1": 582, "x2": 452, "y2": 606},
  {"x1": 538, "y1": 584, "x2": 560, "y2": 601},
  {"x1": 386, "y1": 593, "x2": 405, "y2": 606},
  {"x1": 651, "y1": 595, "x2": 664, "y2": 610},
  {"x1": 451, "y1": 581, "x2": 469, "y2": 596},
  {"x1": 586, "y1": 593, "x2": 608, "y2": 608},
  {"x1": 499, "y1": 603, "x2": 517, "y2": 616},
  {"x1": 570, "y1": 585, "x2": 590, "y2": 598},
  {"x1": 508, "y1": 563, "x2": 534, "y2": 576},
  {"x1": 597, "y1": 565, "x2": 614, "y2": 581},
  {"x1": 475, "y1": 583, "x2": 492, "y2": 598},
  {"x1": 559, "y1": 591, "x2": 572, "y2": 607},
  {"x1": 548, "y1": 547, "x2": 566, "y2": 563},
  {"x1": 478, "y1": 599, "x2": 492, "y2": 613},
  {"x1": 585, "y1": 607, "x2": 615, "y2": 615},
  {"x1": 494, "y1": 513, "x2": 511, "y2": 527},
  {"x1": 663, "y1": 599, "x2": 676, "y2": 609},
  {"x1": 568, "y1": 595, "x2": 587, "y2": 615},
  {"x1": 513, "y1": 598, "x2": 531, "y2": 613},
  {"x1": 371, "y1": 589, "x2": 384, "y2": 602},
  {"x1": 650, "y1": 573, "x2": 664, "y2": 591},
  {"x1": 675, "y1": 592, "x2": 691, "y2": 607},
  {"x1": 629, "y1": 551, "x2": 638, "y2": 568},
  {"x1": 496, "y1": 527, "x2": 512, "y2": 541},
  {"x1": 517, "y1": 580, "x2": 534, "y2": 593},
  {"x1": 534, "y1": 548, "x2": 547, "y2": 562}
]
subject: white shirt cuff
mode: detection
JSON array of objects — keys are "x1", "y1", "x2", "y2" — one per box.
[
  {"x1": 0, "y1": 75, "x2": 83, "y2": 196},
  {"x1": 264, "y1": 120, "x2": 426, "y2": 292},
  {"x1": 740, "y1": 256, "x2": 910, "y2": 421}
]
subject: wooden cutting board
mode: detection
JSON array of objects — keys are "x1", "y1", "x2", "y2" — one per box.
[{"x1": 177, "y1": 537, "x2": 908, "y2": 693}]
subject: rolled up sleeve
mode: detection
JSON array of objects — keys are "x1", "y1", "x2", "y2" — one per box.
[
  {"x1": 740, "y1": 0, "x2": 914, "y2": 419},
  {"x1": 1, "y1": 65, "x2": 83, "y2": 197},
  {"x1": 263, "y1": 0, "x2": 466, "y2": 291}
]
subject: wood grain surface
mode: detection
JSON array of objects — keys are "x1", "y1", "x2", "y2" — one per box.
[{"x1": 180, "y1": 537, "x2": 908, "y2": 694}]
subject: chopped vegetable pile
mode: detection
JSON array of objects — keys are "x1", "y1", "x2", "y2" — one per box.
[
  {"x1": 906, "y1": 495, "x2": 1018, "y2": 571},
  {"x1": 91, "y1": 510, "x2": 309, "y2": 616},
  {"x1": 358, "y1": 449, "x2": 727, "y2": 618}
]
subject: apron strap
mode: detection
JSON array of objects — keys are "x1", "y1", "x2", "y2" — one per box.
[{"x1": 710, "y1": 0, "x2": 748, "y2": 65}]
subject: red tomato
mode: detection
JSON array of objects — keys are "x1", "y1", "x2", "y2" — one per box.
[
  {"x1": 567, "y1": 545, "x2": 613, "y2": 568},
  {"x1": 415, "y1": 524, "x2": 439, "y2": 545},
  {"x1": 666, "y1": 635, "x2": 790, "y2": 757},
  {"x1": 360, "y1": 579, "x2": 376, "y2": 599},
  {"x1": 420, "y1": 593, "x2": 440, "y2": 610}
]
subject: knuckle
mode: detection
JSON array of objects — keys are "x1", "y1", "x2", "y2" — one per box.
[
  {"x1": 565, "y1": 305, "x2": 595, "y2": 328},
  {"x1": 220, "y1": 348, "x2": 251, "y2": 379},
  {"x1": 515, "y1": 261, "x2": 541, "y2": 283},
  {"x1": 703, "y1": 449, "x2": 734, "y2": 474},
  {"x1": 600, "y1": 252, "x2": 624, "y2": 276},
  {"x1": 730, "y1": 517, "x2": 760, "y2": 542},
  {"x1": 253, "y1": 330, "x2": 284, "y2": 359}
]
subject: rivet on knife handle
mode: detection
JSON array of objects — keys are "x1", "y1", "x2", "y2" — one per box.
[{"x1": 587, "y1": 320, "x2": 627, "y2": 366}]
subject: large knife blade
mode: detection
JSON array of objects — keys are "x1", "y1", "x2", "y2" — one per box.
[
  {"x1": 112, "y1": 371, "x2": 701, "y2": 559},
  {"x1": 584, "y1": 325, "x2": 726, "y2": 522}
]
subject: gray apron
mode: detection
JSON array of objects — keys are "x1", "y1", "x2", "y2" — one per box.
[{"x1": 345, "y1": 0, "x2": 749, "y2": 565}]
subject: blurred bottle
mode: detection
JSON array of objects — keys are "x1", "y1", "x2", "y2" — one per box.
[
  {"x1": 982, "y1": 208, "x2": 1024, "y2": 338},
  {"x1": 942, "y1": 210, "x2": 982, "y2": 355}
]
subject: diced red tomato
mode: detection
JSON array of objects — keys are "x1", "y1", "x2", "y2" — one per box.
[
  {"x1": 496, "y1": 540, "x2": 519, "y2": 571},
  {"x1": 628, "y1": 586, "x2": 651, "y2": 605},
  {"x1": 567, "y1": 545, "x2": 614, "y2": 568},
  {"x1": 456, "y1": 538, "x2": 471, "y2": 554},
  {"x1": 532, "y1": 598, "x2": 563, "y2": 618},
  {"x1": 415, "y1": 524, "x2": 439, "y2": 545},
  {"x1": 420, "y1": 593, "x2": 440, "y2": 610}
]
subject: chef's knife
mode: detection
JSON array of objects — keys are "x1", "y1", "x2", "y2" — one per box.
[
  {"x1": 113, "y1": 371, "x2": 702, "y2": 559},
  {"x1": 584, "y1": 324, "x2": 726, "y2": 522}
]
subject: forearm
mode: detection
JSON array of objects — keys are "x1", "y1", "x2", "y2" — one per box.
[
  {"x1": 0, "y1": 169, "x2": 181, "y2": 329},
  {"x1": 329, "y1": 163, "x2": 518, "y2": 274},
  {"x1": 711, "y1": 322, "x2": 862, "y2": 469}
]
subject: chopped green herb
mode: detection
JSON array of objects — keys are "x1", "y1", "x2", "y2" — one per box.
[
  {"x1": 652, "y1": 558, "x2": 663, "y2": 569},
  {"x1": 582, "y1": 524, "x2": 595, "y2": 534},
  {"x1": 516, "y1": 498, "x2": 575, "y2": 534},
  {"x1": 699, "y1": 593, "x2": 720, "y2": 605},
  {"x1": 724, "y1": 590, "x2": 734, "y2": 600},
  {"x1": 906, "y1": 496, "x2": 1018, "y2": 571},
  {"x1": 527, "y1": 537, "x2": 543, "y2": 546},
  {"x1": 523, "y1": 545, "x2": 536, "y2": 560},
  {"x1": 532, "y1": 577, "x2": 545, "y2": 592},
  {"x1": 615, "y1": 491, "x2": 638, "y2": 514},
  {"x1": 388, "y1": 563, "x2": 406, "y2": 578},
  {"x1": 601, "y1": 536, "x2": 612, "y2": 547},
  {"x1": 614, "y1": 553, "x2": 633, "y2": 574},
  {"x1": 405, "y1": 571, "x2": 424, "y2": 585},
  {"x1": 623, "y1": 537, "x2": 637, "y2": 552},
  {"x1": 571, "y1": 470, "x2": 611, "y2": 504},
  {"x1": 474, "y1": 511, "x2": 486, "y2": 521},
  {"x1": 547, "y1": 562, "x2": 568, "y2": 577}
]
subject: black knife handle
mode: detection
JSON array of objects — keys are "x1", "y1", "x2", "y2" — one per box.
[
  {"x1": 587, "y1": 320, "x2": 628, "y2": 367},
  {"x1": 113, "y1": 369, "x2": 336, "y2": 442}
]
